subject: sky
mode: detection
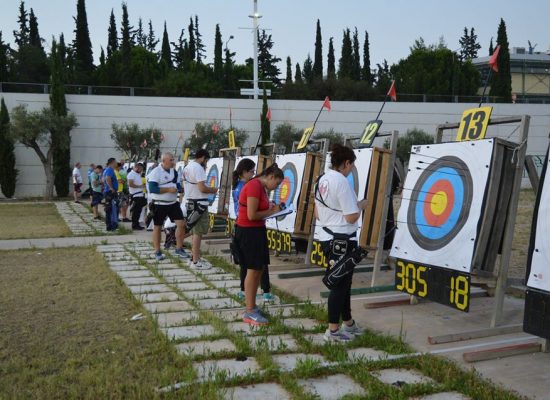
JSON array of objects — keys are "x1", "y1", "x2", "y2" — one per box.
[{"x1": 1, "y1": 0, "x2": 549, "y2": 74}]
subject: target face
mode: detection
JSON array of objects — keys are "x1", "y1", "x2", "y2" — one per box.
[
  {"x1": 346, "y1": 166, "x2": 359, "y2": 196},
  {"x1": 228, "y1": 156, "x2": 258, "y2": 220},
  {"x1": 408, "y1": 156, "x2": 473, "y2": 250},
  {"x1": 390, "y1": 140, "x2": 494, "y2": 273},
  {"x1": 206, "y1": 164, "x2": 219, "y2": 204},
  {"x1": 273, "y1": 163, "x2": 298, "y2": 206}
]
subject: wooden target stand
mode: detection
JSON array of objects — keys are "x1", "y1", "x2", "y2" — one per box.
[{"x1": 421, "y1": 114, "x2": 535, "y2": 362}]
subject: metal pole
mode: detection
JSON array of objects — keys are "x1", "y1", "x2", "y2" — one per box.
[
  {"x1": 305, "y1": 139, "x2": 329, "y2": 265},
  {"x1": 252, "y1": 0, "x2": 259, "y2": 100},
  {"x1": 490, "y1": 115, "x2": 531, "y2": 327},
  {"x1": 371, "y1": 130, "x2": 399, "y2": 287}
]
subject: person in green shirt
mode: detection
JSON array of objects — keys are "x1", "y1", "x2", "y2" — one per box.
[
  {"x1": 90, "y1": 165, "x2": 104, "y2": 220},
  {"x1": 116, "y1": 163, "x2": 131, "y2": 222}
]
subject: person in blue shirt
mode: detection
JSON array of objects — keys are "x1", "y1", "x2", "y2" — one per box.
[{"x1": 103, "y1": 157, "x2": 119, "y2": 231}]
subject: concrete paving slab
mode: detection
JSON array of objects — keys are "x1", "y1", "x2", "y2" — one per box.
[
  {"x1": 109, "y1": 264, "x2": 146, "y2": 272},
  {"x1": 372, "y1": 368, "x2": 436, "y2": 387},
  {"x1": 282, "y1": 318, "x2": 320, "y2": 330},
  {"x1": 117, "y1": 270, "x2": 153, "y2": 279},
  {"x1": 297, "y1": 374, "x2": 367, "y2": 399},
  {"x1": 248, "y1": 334, "x2": 298, "y2": 352},
  {"x1": 410, "y1": 393, "x2": 471, "y2": 400},
  {"x1": 138, "y1": 291, "x2": 180, "y2": 303},
  {"x1": 226, "y1": 322, "x2": 256, "y2": 334},
  {"x1": 196, "y1": 297, "x2": 240, "y2": 309},
  {"x1": 184, "y1": 289, "x2": 225, "y2": 300},
  {"x1": 222, "y1": 383, "x2": 291, "y2": 400},
  {"x1": 210, "y1": 279, "x2": 241, "y2": 289},
  {"x1": 195, "y1": 267, "x2": 226, "y2": 275},
  {"x1": 272, "y1": 353, "x2": 328, "y2": 372},
  {"x1": 143, "y1": 300, "x2": 194, "y2": 313},
  {"x1": 128, "y1": 284, "x2": 172, "y2": 294},
  {"x1": 155, "y1": 311, "x2": 201, "y2": 327},
  {"x1": 176, "y1": 339, "x2": 237, "y2": 356},
  {"x1": 154, "y1": 263, "x2": 180, "y2": 269},
  {"x1": 214, "y1": 309, "x2": 244, "y2": 322},
  {"x1": 347, "y1": 347, "x2": 389, "y2": 361},
  {"x1": 203, "y1": 273, "x2": 236, "y2": 281},
  {"x1": 163, "y1": 275, "x2": 202, "y2": 284},
  {"x1": 265, "y1": 306, "x2": 296, "y2": 318},
  {"x1": 162, "y1": 324, "x2": 216, "y2": 340},
  {"x1": 123, "y1": 276, "x2": 161, "y2": 286},
  {"x1": 158, "y1": 269, "x2": 195, "y2": 278},
  {"x1": 303, "y1": 333, "x2": 325, "y2": 346},
  {"x1": 175, "y1": 282, "x2": 210, "y2": 291},
  {"x1": 108, "y1": 260, "x2": 141, "y2": 266},
  {"x1": 194, "y1": 357, "x2": 260, "y2": 381},
  {"x1": 97, "y1": 246, "x2": 126, "y2": 252}
]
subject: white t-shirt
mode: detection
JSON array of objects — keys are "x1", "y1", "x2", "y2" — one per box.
[
  {"x1": 127, "y1": 170, "x2": 144, "y2": 196},
  {"x1": 315, "y1": 169, "x2": 360, "y2": 242},
  {"x1": 148, "y1": 165, "x2": 178, "y2": 204},
  {"x1": 182, "y1": 160, "x2": 209, "y2": 200},
  {"x1": 72, "y1": 167, "x2": 82, "y2": 184}
]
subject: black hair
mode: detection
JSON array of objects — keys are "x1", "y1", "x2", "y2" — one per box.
[
  {"x1": 330, "y1": 143, "x2": 356, "y2": 169},
  {"x1": 106, "y1": 157, "x2": 116, "y2": 166},
  {"x1": 96, "y1": 165, "x2": 103, "y2": 170},
  {"x1": 258, "y1": 163, "x2": 284, "y2": 180},
  {"x1": 195, "y1": 149, "x2": 210, "y2": 160},
  {"x1": 232, "y1": 158, "x2": 256, "y2": 189}
]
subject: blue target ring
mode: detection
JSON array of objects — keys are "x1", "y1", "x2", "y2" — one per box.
[
  {"x1": 206, "y1": 164, "x2": 219, "y2": 204},
  {"x1": 346, "y1": 166, "x2": 359, "y2": 196},
  {"x1": 273, "y1": 163, "x2": 298, "y2": 206},
  {"x1": 407, "y1": 156, "x2": 473, "y2": 251}
]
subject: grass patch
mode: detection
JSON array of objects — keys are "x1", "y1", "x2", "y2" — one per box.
[
  {"x1": 0, "y1": 203, "x2": 71, "y2": 239},
  {"x1": 0, "y1": 247, "x2": 196, "y2": 399}
]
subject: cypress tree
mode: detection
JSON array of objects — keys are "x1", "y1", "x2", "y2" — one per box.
[
  {"x1": 489, "y1": 19, "x2": 512, "y2": 102},
  {"x1": 73, "y1": 0, "x2": 94, "y2": 83},
  {"x1": 13, "y1": 1, "x2": 29, "y2": 48},
  {"x1": 313, "y1": 19, "x2": 323, "y2": 80},
  {"x1": 0, "y1": 32, "x2": 10, "y2": 82},
  {"x1": 58, "y1": 33, "x2": 67, "y2": 66},
  {"x1": 338, "y1": 29, "x2": 353, "y2": 79},
  {"x1": 50, "y1": 38, "x2": 71, "y2": 198},
  {"x1": 260, "y1": 87, "x2": 270, "y2": 154},
  {"x1": 120, "y1": 3, "x2": 133, "y2": 65},
  {"x1": 107, "y1": 9, "x2": 118, "y2": 58},
  {"x1": 195, "y1": 15, "x2": 205, "y2": 63},
  {"x1": 303, "y1": 54, "x2": 313, "y2": 84},
  {"x1": 0, "y1": 98, "x2": 17, "y2": 198},
  {"x1": 213, "y1": 24, "x2": 223, "y2": 83},
  {"x1": 327, "y1": 37, "x2": 335, "y2": 80},
  {"x1": 146, "y1": 20, "x2": 158, "y2": 52},
  {"x1": 99, "y1": 47, "x2": 105, "y2": 65},
  {"x1": 188, "y1": 17, "x2": 196, "y2": 61},
  {"x1": 136, "y1": 18, "x2": 147, "y2": 47},
  {"x1": 361, "y1": 31, "x2": 372, "y2": 84},
  {"x1": 160, "y1": 22, "x2": 172, "y2": 69},
  {"x1": 295, "y1": 63, "x2": 303, "y2": 83},
  {"x1": 28, "y1": 9, "x2": 43, "y2": 49},
  {"x1": 488, "y1": 37, "x2": 494, "y2": 55},
  {"x1": 352, "y1": 27, "x2": 361, "y2": 80},
  {"x1": 286, "y1": 56, "x2": 292, "y2": 83}
]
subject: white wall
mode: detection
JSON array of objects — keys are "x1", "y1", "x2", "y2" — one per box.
[{"x1": 1, "y1": 92, "x2": 549, "y2": 197}]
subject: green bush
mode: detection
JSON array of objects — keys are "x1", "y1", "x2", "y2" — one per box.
[
  {"x1": 272, "y1": 122, "x2": 302, "y2": 153},
  {"x1": 385, "y1": 128, "x2": 434, "y2": 165}
]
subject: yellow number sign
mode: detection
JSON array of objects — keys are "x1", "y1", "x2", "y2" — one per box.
[
  {"x1": 297, "y1": 126, "x2": 315, "y2": 150},
  {"x1": 228, "y1": 130, "x2": 236, "y2": 148},
  {"x1": 456, "y1": 106, "x2": 492, "y2": 141},
  {"x1": 359, "y1": 120, "x2": 383, "y2": 146},
  {"x1": 183, "y1": 148, "x2": 190, "y2": 162}
]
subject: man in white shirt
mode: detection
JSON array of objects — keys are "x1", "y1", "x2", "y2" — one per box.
[
  {"x1": 148, "y1": 153, "x2": 189, "y2": 261},
  {"x1": 127, "y1": 162, "x2": 146, "y2": 230},
  {"x1": 72, "y1": 162, "x2": 83, "y2": 203},
  {"x1": 183, "y1": 149, "x2": 217, "y2": 269}
]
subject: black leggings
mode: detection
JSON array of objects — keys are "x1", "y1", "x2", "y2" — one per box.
[
  {"x1": 240, "y1": 265, "x2": 271, "y2": 293},
  {"x1": 130, "y1": 196, "x2": 147, "y2": 228},
  {"x1": 322, "y1": 240, "x2": 356, "y2": 324}
]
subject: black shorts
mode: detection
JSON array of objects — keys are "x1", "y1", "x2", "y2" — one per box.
[
  {"x1": 73, "y1": 183, "x2": 82, "y2": 193},
  {"x1": 153, "y1": 202, "x2": 184, "y2": 226},
  {"x1": 91, "y1": 191, "x2": 103, "y2": 206},
  {"x1": 234, "y1": 225, "x2": 270, "y2": 270}
]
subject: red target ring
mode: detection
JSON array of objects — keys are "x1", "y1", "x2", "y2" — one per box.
[{"x1": 423, "y1": 180, "x2": 454, "y2": 226}]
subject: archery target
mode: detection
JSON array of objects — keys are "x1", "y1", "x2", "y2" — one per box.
[
  {"x1": 313, "y1": 148, "x2": 372, "y2": 240},
  {"x1": 527, "y1": 146, "x2": 550, "y2": 291},
  {"x1": 266, "y1": 153, "x2": 306, "y2": 233},
  {"x1": 390, "y1": 140, "x2": 494, "y2": 273},
  {"x1": 228, "y1": 155, "x2": 258, "y2": 220},
  {"x1": 206, "y1": 157, "x2": 224, "y2": 213}
]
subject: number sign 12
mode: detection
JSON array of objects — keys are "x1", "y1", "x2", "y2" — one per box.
[
  {"x1": 456, "y1": 106, "x2": 492, "y2": 142},
  {"x1": 360, "y1": 120, "x2": 383, "y2": 146}
]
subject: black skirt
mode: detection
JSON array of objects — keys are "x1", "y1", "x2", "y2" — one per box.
[{"x1": 234, "y1": 225, "x2": 270, "y2": 270}]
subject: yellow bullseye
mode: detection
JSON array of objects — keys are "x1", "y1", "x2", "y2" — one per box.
[
  {"x1": 280, "y1": 184, "x2": 289, "y2": 201},
  {"x1": 430, "y1": 191, "x2": 448, "y2": 215}
]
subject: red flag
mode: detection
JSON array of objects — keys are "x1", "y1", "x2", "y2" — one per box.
[
  {"x1": 387, "y1": 80, "x2": 397, "y2": 102},
  {"x1": 266, "y1": 108, "x2": 272, "y2": 122},
  {"x1": 489, "y1": 45, "x2": 501, "y2": 72},
  {"x1": 322, "y1": 96, "x2": 331, "y2": 111}
]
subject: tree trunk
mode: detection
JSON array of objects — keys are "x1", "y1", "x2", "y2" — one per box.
[{"x1": 42, "y1": 162, "x2": 54, "y2": 200}]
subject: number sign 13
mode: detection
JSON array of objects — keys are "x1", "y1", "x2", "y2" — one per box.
[{"x1": 456, "y1": 106, "x2": 493, "y2": 142}]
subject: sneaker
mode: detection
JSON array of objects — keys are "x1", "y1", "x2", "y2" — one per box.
[
  {"x1": 133, "y1": 226, "x2": 144, "y2": 230},
  {"x1": 342, "y1": 320, "x2": 364, "y2": 337},
  {"x1": 155, "y1": 251, "x2": 166, "y2": 261},
  {"x1": 236, "y1": 291, "x2": 245, "y2": 300},
  {"x1": 188, "y1": 260, "x2": 211, "y2": 270},
  {"x1": 243, "y1": 309, "x2": 269, "y2": 326},
  {"x1": 263, "y1": 292, "x2": 275, "y2": 302},
  {"x1": 122, "y1": 218, "x2": 131, "y2": 222},
  {"x1": 174, "y1": 248, "x2": 190, "y2": 259},
  {"x1": 198, "y1": 258, "x2": 212, "y2": 268},
  {"x1": 323, "y1": 328, "x2": 353, "y2": 343}
]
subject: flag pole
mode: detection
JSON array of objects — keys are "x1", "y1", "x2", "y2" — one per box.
[
  {"x1": 374, "y1": 93, "x2": 389, "y2": 121},
  {"x1": 478, "y1": 68, "x2": 493, "y2": 107}
]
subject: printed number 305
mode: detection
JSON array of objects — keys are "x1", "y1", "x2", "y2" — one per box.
[{"x1": 395, "y1": 260, "x2": 427, "y2": 297}]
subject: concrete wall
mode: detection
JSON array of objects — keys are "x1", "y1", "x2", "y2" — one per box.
[{"x1": 1, "y1": 92, "x2": 549, "y2": 197}]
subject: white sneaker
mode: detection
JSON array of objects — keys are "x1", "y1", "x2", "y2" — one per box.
[
  {"x1": 323, "y1": 328, "x2": 353, "y2": 343},
  {"x1": 341, "y1": 320, "x2": 364, "y2": 337},
  {"x1": 199, "y1": 258, "x2": 212, "y2": 268},
  {"x1": 188, "y1": 260, "x2": 211, "y2": 270}
]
